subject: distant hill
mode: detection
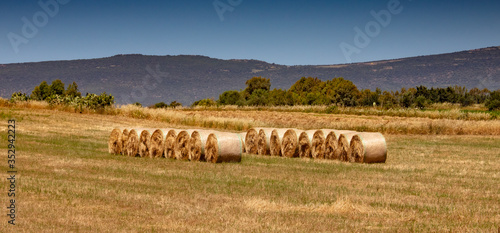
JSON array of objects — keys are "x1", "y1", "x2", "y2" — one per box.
[{"x1": 1, "y1": 46, "x2": 500, "y2": 106}]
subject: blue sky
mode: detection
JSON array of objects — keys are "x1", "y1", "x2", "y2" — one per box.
[{"x1": 1, "y1": 0, "x2": 499, "y2": 65}]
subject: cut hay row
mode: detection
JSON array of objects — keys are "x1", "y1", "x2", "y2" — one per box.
[
  {"x1": 242, "y1": 128, "x2": 387, "y2": 164},
  {"x1": 109, "y1": 128, "x2": 387, "y2": 164},
  {"x1": 108, "y1": 128, "x2": 242, "y2": 163}
]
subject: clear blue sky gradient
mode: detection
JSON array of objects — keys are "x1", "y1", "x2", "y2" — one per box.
[{"x1": 1, "y1": 0, "x2": 499, "y2": 65}]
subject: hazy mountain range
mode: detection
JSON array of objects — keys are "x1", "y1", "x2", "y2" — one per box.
[{"x1": 1, "y1": 46, "x2": 499, "y2": 106}]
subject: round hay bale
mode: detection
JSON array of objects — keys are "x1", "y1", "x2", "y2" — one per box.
[
  {"x1": 269, "y1": 129, "x2": 288, "y2": 156},
  {"x1": 139, "y1": 129, "x2": 154, "y2": 158},
  {"x1": 298, "y1": 130, "x2": 316, "y2": 158},
  {"x1": 205, "y1": 132, "x2": 242, "y2": 163},
  {"x1": 281, "y1": 129, "x2": 303, "y2": 158},
  {"x1": 337, "y1": 132, "x2": 358, "y2": 162},
  {"x1": 324, "y1": 130, "x2": 355, "y2": 160},
  {"x1": 188, "y1": 130, "x2": 216, "y2": 162},
  {"x1": 257, "y1": 128, "x2": 274, "y2": 156},
  {"x1": 126, "y1": 129, "x2": 140, "y2": 157},
  {"x1": 150, "y1": 129, "x2": 171, "y2": 158},
  {"x1": 164, "y1": 130, "x2": 177, "y2": 159},
  {"x1": 120, "y1": 129, "x2": 130, "y2": 155},
  {"x1": 108, "y1": 128, "x2": 122, "y2": 154},
  {"x1": 175, "y1": 130, "x2": 192, "y2": 161},
  {"x1": 244, "y1": 128, "x2": 259, "y2": 155},
  {"x1": 350, "y1": 133, "x2": 387, "y2": 163},
  {"x1": 310, "y1": 129, "x2": 334, "y2": 159}
]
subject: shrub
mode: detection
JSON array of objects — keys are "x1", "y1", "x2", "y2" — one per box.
[
  {"x1": 192, "y1": 99, "x2": 216, "y2": 107},
  {"x1": 10, "y1": 92, "x2": 29, "y2": 102},
  {"x1": 152, "y1": 102, "x2": 169, "y2": 109},
  {"x1": 486, "y1": 99, "x2": 500, "y2": 111}
]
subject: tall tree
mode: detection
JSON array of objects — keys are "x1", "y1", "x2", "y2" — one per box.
[
  {"x1": 50, "y1": 79, "x2": 65, "y2": 96},
  {"x1": 244, "y1": 77, "x2": 271, "y2": 97}
]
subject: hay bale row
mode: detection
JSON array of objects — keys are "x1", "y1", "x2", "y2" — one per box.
[
  {"x1": 108, "y1": 128, "x2": 242, "y2": 163},
  {"x1": 243, "y1": 128, "x2": 387, "y2": 164}
]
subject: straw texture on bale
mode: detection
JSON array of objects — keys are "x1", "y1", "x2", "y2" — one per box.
[
  {"x1": 281, "y1": 129, "x2": 303, "y2": 158},
  {"x1": 205, "y1": 132, "x2": 242, "y2": 163},
  {"x1": 139, "y1": 129, "x2": 154, "y2": 158},
  {"x1": 337, "y1": 132, "x2": 358, "y2": 162},
  {"x1": 164, "y1": 130, "x2": 177, "y2": 159},
  {"x1": 125, "y1": 129, "x2": 140, "y2": 157},
  {"x1": 150, "y1": 129, "x2": 169, "y2": 158},
  {"x1": 269, "y1": 129, "x2": 288, "y2": 156},
  {"x1": 175, "y1": 130, "x2": 192, "y2": 160},
  {"x1": 188, "y1": 130, "x2": 215, "y2": 161},
  {"x1": 108, "y1": 128, "x2": 122, "y2": 155},
  {"x1": 237, "y1": 132, "x2": 247, "y2": 153},
  {"x1": 244, "y1": 128, "x2": 260, "y2": 155},
  {"x1": 298, "y1": 130, "x2": 316, "y2": 158},
  {"x1": 324, "y1": 130, "x2": 355, "y2": 160},
  {"x1": 350, "y1": 133, "x2": 387, "y2": 163},
  {"x1": 257, "y1": 128, "x2": 274, "y2": 156},
  {"x1": 310, "y1": 129, "x2": 333, "y2": 159},
  {"x1": 120, "y1": 129, "x2": 129, "y2": 155}
]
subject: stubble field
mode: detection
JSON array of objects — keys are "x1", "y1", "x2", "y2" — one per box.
[{"x1": 0, "y1": 106, "x2": 499, "y2": 232}]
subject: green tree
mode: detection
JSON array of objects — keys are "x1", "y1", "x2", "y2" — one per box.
[
  {"x1": 218, "y1": 90, "x2": 242, "y2": 105},
  {"x1": 322, "y1": 77, "x2": 360, "y2": 106},
  {"x1": 66, "y1": 81, "x2": 81, "y2": 98},
  {"x1": 415, "y1": 95, "x2": 428, "y2": 109},
  {"x1": 31, "y1": 81, "x2": 51, "y2": 100},
  {"x1": 289, "y1": 77, "x2": 324, "y2": 97},
  {"x1": 486, "y1": 90, "x2": 500, "y2": 111},
  {"x1": 268, "y1": 88, "x2": 289, "y2": 106},
  {"x1": 244, "y1": 77, "x2": 271, "y2": 97},
  {"x1": 247, "y1": 89, "x2": 269, "y2": 106},
  {"x1": 152, "y1": 102, "x2": 169, "y2": 109},
  {"x1": 49, "y1": 79, "x2": 65, "y2": 96},
  {"x1": 169, "y1": 101, "x2": 182, "y2": 108}
]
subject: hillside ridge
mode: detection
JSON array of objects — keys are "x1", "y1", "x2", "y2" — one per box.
[{"x1": 1, "y1": 46, "x2": 499, "y2": 105}]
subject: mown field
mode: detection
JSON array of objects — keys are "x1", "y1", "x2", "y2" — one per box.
[{"x1": 0, "y1": 107, "x2": 499, "y2": 232}]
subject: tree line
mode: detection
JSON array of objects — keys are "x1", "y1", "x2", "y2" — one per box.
[
  {"x1": 11, "y1": 79, "x2": 114, "y2": 111},
  {"x1": 193, "y1": 76, "x2": 500, "y2": 111}
]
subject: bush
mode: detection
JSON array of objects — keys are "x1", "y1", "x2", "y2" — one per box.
[
  {"x1": 192, "y1": 99, "x2": 216, "y2": 107},
  {"x1": 415, "y1": 95, "x2": 428, "y2": 109},
  {"x1": 169, "y1": 101, "x2": 182, "y2": 108},
  {"x1": 218, "y1": 90, "x2": 242, "y2": 105},
  {"x1": 10, "y1": 92, "x2": 29, "y2": 102},
  {"x1": 152, "y1": 102, "x2": 169, "y2": 109},
  {"x1": 486, "y1": 99, "x2": 500, "y2": 111}
]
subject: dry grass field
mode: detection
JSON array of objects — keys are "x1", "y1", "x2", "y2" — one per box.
[{"x1": 0, "y1": 106, "x2": 499, "y2": 232}]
